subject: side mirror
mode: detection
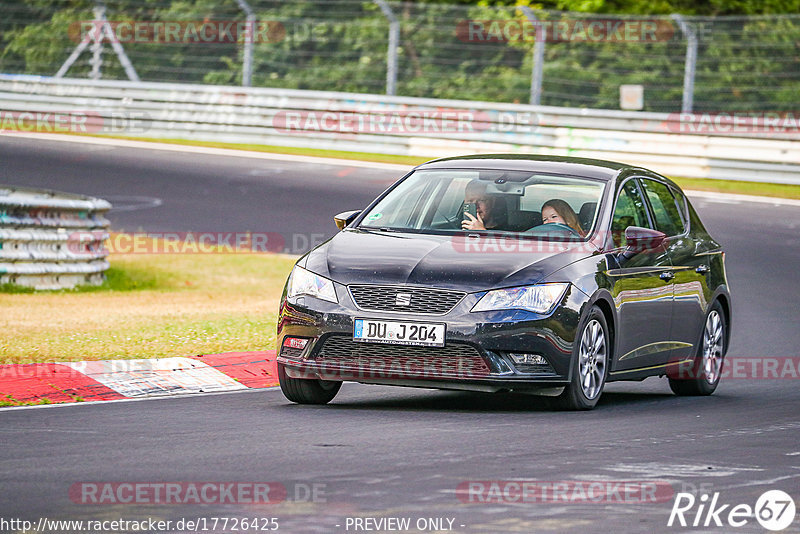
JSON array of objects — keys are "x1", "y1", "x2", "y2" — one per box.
[
  {"x1": 622, "y1": 226, "x2": 667, "y2": 257},
  {"x1": 334, "y1": 210, "x2": 361, "y2": 230}
]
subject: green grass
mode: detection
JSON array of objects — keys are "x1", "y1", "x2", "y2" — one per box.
[
  {"x1": 0, "y1": 283, "x2": 36, "y2": 294},
  {"x1": 0, "y1": 266, "x2": 168, "y2": 295},
  {"x1": 79, "y1": 264, "x2": 172, "y2": 292},
  {"x1": 0, "y1": 395, "x2": 52, "y2": 407},
  {"x1": 84, "y1": 133, "x2": 429, "y2": 166},
  {"x1": 669, "y1": 176, "x2": 800, "y2": 200},
  {"x1": 0, "y1": 246, "x2": 296, "y2": 364}
]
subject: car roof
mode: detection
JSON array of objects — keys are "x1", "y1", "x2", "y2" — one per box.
[{"x1": 414, "y1": 154, "x2": 631, "y2": 181}]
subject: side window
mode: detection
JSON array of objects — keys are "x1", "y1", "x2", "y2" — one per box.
[
  {"x1": 669, "y1": 185, "x2": 690, "y2": 230},
  {"x1": 611, "y1": 180, "x2": 650, "y2": 248},
  {"x1": 641, "y1": 179, "x2": 685, "y2": 236}
]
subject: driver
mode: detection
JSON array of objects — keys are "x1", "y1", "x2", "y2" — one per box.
[{"x1": 461, "y1": 180, "x2": 508, "y2": 231}]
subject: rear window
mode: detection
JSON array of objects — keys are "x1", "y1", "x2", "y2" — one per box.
[
  {"x1": 668, "y1": 185, "x2": 690, "y2": 230},
  {"x1": 640, "y1": 179, "x2": 686, "y2": 237}
]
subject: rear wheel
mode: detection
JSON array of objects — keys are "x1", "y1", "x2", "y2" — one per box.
[
  {"x1": 278, "y1": 362, "x2": 342, "y2": 404},
  {"x1": 669, "y1": 301, "x2": 726, "y2": 396},
  {"x1": 553, "y1": 306, "x2": 610, "y2": 410}
]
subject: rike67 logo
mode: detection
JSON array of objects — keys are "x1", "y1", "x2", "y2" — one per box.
[{"x1": 668, "y1": 490, "x2": 796, "y2": 531}]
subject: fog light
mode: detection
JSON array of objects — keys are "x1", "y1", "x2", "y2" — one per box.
[
  {"x1": 283, "y1": 337, "x2": 309, "y2": 350},
  {"x1": 281, "y1": 337, "x2": 310, "y2": 359},
  {"x1": 508, "y1": 353, "x2": 547, "y2": 365}
]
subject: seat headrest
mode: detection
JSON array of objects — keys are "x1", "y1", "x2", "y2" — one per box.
[{"x1": 579, "y1": 202, "x2": 597, "y2": 230}]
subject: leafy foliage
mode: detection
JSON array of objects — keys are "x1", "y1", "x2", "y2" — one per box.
[{"x1": 1, "y1": 0, "x2": 798, "y2": 111}]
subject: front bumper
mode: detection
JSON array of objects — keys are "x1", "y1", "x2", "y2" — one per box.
[{"x1": 276, "y1": 283, "x2": 587, "y2": 394}]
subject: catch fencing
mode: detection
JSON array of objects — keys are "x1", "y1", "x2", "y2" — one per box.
[
  {"x1": 1, "y1": 1, "x2": 798, "y2": 113},
  {"x1": 1, "y1": 74, "x2": 798, "y2": 184},
  {"x1": 0, "y1": 185, "x2": 111, "y2": 290}
]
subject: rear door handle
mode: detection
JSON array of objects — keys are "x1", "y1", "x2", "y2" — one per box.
[
  {"x1": 696, "y1": 264, "x2": 709, "y2": 274},
  {"x1": 659, "y1": 271, "x2": 675, "y2": 281}
]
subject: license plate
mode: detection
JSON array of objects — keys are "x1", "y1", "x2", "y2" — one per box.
[{"x1": 353, "y1": 318, "x2": 445, "y2": 347}]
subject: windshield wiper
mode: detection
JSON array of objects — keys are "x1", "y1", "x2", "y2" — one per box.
[{"x1": 359, "y1": 226, "x2": 401, "y2": 234}]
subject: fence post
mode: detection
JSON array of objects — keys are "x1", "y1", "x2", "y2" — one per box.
[
  {"x1": 236, "y1": 0, "x2": 255, "y2": 87},
  {"x1": 375, "y1": 0, "x2": 399, "y2": 96},
  {"x1": 89, "y1": 5, "x2": 104, "y2": 80},
  {"x1": 520, "y1": 6, "x2": 545, "y2": 106},
  {"x1": 672, "y1": 14, "x2": 697, "y2": 113}
]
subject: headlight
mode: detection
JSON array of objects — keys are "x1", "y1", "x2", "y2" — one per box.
[
  {"x1": 287, "y1": 266, "x2": 338, "y2": 303},
  {"x1": 471, "y1": 283, "x2": 568, "y2": 314}
]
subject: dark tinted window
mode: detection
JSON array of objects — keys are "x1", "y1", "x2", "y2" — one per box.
[
  {"x1": 611, "y1": 180, "x2": 650, "y2": 247},
  {"x1": 641, "y1": 179, "x2": 685, "y2": 236},
  {"x1": 669, "y1": 185, "x2": 689, "y2": 229}
]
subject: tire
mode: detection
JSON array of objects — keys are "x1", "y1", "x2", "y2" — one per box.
[
  {"x1": 278, "y1": 362, "x2": 342, "y2": 405},
  {"x1": 553, "y1": 306, "x2": 610, "y2": 410},
  {"x1": 669, "y1": 301, "x2": 726, "y2": 396}
]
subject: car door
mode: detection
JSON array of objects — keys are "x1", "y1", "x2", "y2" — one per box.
[
  {"x1": 606, "y1": 178, "x2": 676, "y2": 373},
  {"x1": 639, "y1": 179, "x2": 708, "y2": 364}
]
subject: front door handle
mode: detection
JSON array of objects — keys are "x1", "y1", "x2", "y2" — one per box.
[
  {"x1": 695, "y1": 264, "x2": 709, "y2": 274},
  {"x1": 659, "y1": 271, "x2": 675, "y2": 281}
]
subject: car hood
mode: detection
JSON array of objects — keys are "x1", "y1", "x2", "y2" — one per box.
[{"x1": 302, "y1": 229, "x2": 592, "y2": 293}]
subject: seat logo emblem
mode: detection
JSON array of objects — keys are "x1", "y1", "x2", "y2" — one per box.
[{"x1": 395, "y1": 293, "x2": 411, "y2": 306}]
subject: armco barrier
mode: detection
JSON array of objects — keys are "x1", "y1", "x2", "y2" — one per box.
[
  {"x1": 0, "y1": 185, "x2": 111, "y2": 290},
  {"x1": 0, "y1": 74, "x2": 798, "y2": 184}
]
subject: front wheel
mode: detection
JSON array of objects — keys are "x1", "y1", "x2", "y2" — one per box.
[
  {"x1": 278, "y1": 363, "x2": 342, "y2": 404},
  {"x1": 668, "y1": 301, "x2": 726, "y2": 396},
  {"x1": 553, "y1": 306, "x2": 610, "y2": 410}
]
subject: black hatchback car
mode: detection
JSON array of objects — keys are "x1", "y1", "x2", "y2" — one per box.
[{"x1": 276, "y1": 155, "x2": 731, "y2": 409}]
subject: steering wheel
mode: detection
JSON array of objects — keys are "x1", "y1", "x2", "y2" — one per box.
[
  {"x1": 528, "y1": 222, "x2": 582, "y2": 237},
  {"x1": 432, "y1": 206, "x2": 468, "y2": 229}
]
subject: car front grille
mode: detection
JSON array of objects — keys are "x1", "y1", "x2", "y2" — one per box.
[
  {"x1": 348, "y1": 285, "x2": 466, "y2": 315},
  {"x1": 313, "y1": 335, "x2": 491, "y2": 379}
]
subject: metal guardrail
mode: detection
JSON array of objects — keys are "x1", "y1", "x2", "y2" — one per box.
[
  {"x1": 0, "y1": 74, "x2": 798, "y2": 184},
  {"x1": 0, "y1": 185, "x2": 111, "y2": 290}
]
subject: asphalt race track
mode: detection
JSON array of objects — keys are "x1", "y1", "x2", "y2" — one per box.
[{"x1": 1, "y1": 136, "x2": 799, "y2": 533}]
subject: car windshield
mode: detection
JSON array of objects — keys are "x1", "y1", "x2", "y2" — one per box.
[{"x1": 359, "y1": 169, "x2": 606, "y2": 239}]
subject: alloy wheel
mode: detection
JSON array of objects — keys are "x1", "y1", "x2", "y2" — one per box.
[
  {"x1": 702, "y1": 310, "x2": 724, "y2": 384},
  {"x1": 578, "y1": 319, "x2": 607, "y2": 400}
]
